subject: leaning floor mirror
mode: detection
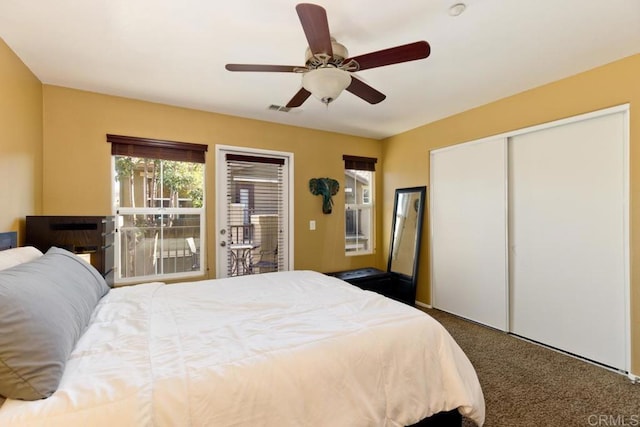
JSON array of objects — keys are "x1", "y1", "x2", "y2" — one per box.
[
  {"x1": 325, "y1": 186, "x2": 426, "y2": 305},
  {"x1": 387, "y1": 186, "x2": 426, "y2": 304}
]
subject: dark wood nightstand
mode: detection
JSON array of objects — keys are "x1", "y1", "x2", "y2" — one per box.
[{"x1": 26, "y1": 216, "x2": 115, "y2": 286}]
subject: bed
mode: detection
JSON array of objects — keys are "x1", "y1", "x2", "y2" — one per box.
[{"x1": 0, "y1": 241, "x2": 485, "y2": 426}]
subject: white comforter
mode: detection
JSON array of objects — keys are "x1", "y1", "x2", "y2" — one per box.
[{"x1": 0, "y1": 270, "x2": 484, "y2": 426}]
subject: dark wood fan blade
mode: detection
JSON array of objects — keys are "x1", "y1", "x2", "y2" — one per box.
[
  {"x1": 296, "y1": 3, "x2": 333, "y2": 56},
  {"x1": 346, "y1": 76, "x2": 386, "y2": 104},
  {"x1": 225, "y1": 64, "x2": 302, "y2": 72},
  {"x1": 345, "y1": 41, "x2": 430, "y2": 71},
  {"x1": 286, "y1": 87, "x2": 312, "y2": 108}
]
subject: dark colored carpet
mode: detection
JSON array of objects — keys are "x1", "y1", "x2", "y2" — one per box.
[{"x1": 422, "y1": 308, "x2": 640, "y2": 427}]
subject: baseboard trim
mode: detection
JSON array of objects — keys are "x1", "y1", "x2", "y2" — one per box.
[{"x1": 415, "y1": 300, "x2": 432, "y2": 309}]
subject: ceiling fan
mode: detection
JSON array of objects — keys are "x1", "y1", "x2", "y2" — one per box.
[{"x1": 225, "y1": 3, "x2": 431, "y2": 108}]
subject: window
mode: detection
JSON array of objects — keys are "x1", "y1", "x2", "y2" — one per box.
[
  {"x1": 343, "y1": 155, "x2": 376, "y2": 255},
  {"x1": 108, "y1": 134, "x2": 207, "y2": 283}
]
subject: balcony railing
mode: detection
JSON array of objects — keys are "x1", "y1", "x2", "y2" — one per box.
[{"x1": 119, "y1": 223, "x2": 200, "y2": 279}]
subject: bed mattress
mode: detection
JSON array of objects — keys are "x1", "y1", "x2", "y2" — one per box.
[{"x1": 0, "y1": 270, "x2": 484, "y2": 426}]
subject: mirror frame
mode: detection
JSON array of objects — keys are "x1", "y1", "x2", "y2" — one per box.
[{"x1": 387, "y1": 186, "x2": 426, "y2": 287}]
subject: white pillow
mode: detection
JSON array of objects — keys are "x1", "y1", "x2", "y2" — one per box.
[{"x1": 0, "y1": 246, "x2": 44, "y2": 271}]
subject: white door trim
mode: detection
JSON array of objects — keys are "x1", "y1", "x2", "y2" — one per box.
[{"x1": 215, "y1": 144, "x2": 295, "y2": 277}]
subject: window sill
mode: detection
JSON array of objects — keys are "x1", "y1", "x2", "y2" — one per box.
[
  {"x1": 114, "y1": 270, "x2": 205, "y2": 286},
  {"x1": 345, "y1": 250, "x2": 374, "y2": 257}
]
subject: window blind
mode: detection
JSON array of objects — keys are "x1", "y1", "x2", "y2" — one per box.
[
  {"x1": 107, "y1": 134, "x2": 208, "y2": 163},
  {"x1": 225, "y1": 153, "x2": 285, "y2": 276},
  {"x1": 343, "y1": 155, "x2": 377, "y2": 171}
]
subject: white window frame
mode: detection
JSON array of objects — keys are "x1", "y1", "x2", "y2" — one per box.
[
  {"x1": 111, "y1": 157, "x2": 206, "y2": 285},
  {"x1": 344, "y1": 168, "x2": 375, "y2": 256}
]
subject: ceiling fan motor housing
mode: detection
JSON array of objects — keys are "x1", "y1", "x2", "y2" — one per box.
[{"x1": 305, "y1": 38, "x2": 349, "y2": 68}]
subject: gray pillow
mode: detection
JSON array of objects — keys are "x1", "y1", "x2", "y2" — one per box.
[{"x1": 0, "y1": 246, "x2": 110, "y2": 400}]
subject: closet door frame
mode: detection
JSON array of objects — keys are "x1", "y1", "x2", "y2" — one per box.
[{"x1": 429, "y1": 103, "x2": 631, "y2": 376}]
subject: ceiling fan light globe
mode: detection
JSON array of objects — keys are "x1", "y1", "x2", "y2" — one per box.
[{"x1": 302, "y1": 68, "x2": 351, "y2": 105}]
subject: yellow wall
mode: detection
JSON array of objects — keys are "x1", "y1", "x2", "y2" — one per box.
[
  {"x1": 382, "y1": 53, "x2": 640, "y2": 372},
  {"x1": 5, "y1": 33, "x2": 639, "y2": 372},
  {"x1": 42, "y1": 85, "x2": 384, "y2": 277},
  {"x1": 0, "y1": 39, "x2": 43, "y2": 239}
]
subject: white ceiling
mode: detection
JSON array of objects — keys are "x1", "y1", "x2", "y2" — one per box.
[{"x1": 1, "y1": 1, "x2": 639, "y2": 140}]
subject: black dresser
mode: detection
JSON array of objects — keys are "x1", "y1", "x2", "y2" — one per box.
[{"x1": 25, "y1": 216, "x2": 115, "y2": 286}]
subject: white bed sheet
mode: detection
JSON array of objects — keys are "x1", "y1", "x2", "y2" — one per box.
[{"x1": 0, "y1": 270, "x2": 484, "y2": 426}]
